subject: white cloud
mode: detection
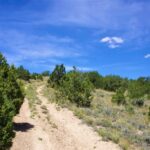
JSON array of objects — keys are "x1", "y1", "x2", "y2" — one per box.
[
  {"x1": 100, "y1": 36, "x2": 124, "y2": 48},
  {"x1": 0, "y1": 29, "x2": 81, "y2": 66},
  {"x1": 144, "y1": 54, "x2": 150, "y2": 59}
]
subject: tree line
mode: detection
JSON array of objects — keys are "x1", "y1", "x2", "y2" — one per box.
[
  {"x1": 10, "y1": 66, "x2": 50, "y2": 81},
  {"x1": 48, "y1": 64, "x2": 150, "y2": 108}
]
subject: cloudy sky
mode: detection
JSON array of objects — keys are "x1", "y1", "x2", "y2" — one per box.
[{"x1": 0, "y1": 0, "x2": 150, "y2": 78}]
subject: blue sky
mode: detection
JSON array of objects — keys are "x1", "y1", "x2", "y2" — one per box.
[{"x1": 0, "y1": 0, "x2": 150, "y2": 78}]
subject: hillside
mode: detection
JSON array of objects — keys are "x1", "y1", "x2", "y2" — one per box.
[
  {"x1": 0, "y1": 53, "x2": 149, "y2": 150},
  {"x1": 44, "y1": 80, "x2": 150, "y2": 150},
  {"x1": 11, "y1": 80, "x2": 120, "y2": 150},
  {"x1": 10, "y1": 79, "x2": 150, "y2": 150}
]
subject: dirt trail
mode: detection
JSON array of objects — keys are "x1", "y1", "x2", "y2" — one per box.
[{"x1": 11, "y1": 85, "x2": 121, "y2": 150}]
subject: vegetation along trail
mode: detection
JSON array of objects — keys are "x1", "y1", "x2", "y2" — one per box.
[{"x1": 11, "y1": 83, "x2": 120, "y2": 150}]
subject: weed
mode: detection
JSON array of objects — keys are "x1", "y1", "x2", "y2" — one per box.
[
  {"x1": 73, "y1": 108, "x2": 85, "y2": 119},
  {"x1": 98, "y1": 128, "x2": 120, "y2": 143},
  {"x1": 100, "y1": 119, "x2": 112, "y2": 128},
  {"x1": 84, "y1": 116, "x2": 94, "y2": 126},
  {"x1": 119, "y1": 138, "x2": 130, "y2": 150}
]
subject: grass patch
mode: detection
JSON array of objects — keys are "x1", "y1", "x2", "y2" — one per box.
[
  {"x1": 98, "y1": 128, "x2": 120, "y2": 144},
  {"x1": 73, "y1": 108, "x2": 85, "y2": 119},
  {"x1": 25, "y1": 83, "x2": 39, "y2": 117},
  {"x1": 43, "y1": 85, "x2": 56, "y2": 102},
  {"x1": 84, "y1": 116, "x2": 94, "y2": 126},
  {"x1": 25, "y1": 80, "x2": 45, "y2": 118},
  {"x1": 119, "y1": 138, "x2": 130, "y2": 150}
]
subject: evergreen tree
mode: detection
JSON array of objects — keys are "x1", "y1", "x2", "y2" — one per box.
[
  {"x1": 85, "y1": 71, "x2": 103, "y2": 88},
  {"x1": 48, "y1": 64, "x2": 66, "y2": 87},
  {"x1": 16, "y1": 65, "x2": 30, "y2": 81},
  {"x1": 0, "y1": 53, "x2": 24, "y2": 149}
]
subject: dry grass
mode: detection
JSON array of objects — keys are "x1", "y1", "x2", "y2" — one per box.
[
  {"x1": 44, "y1": 85, "x2": 150, "y2": 150},
  {"x1": 25, "y1": 80, "x2": 43, "y2": 118},
  {"x1": 77, "y1": 89, "x2": 150, "y2": 150}
]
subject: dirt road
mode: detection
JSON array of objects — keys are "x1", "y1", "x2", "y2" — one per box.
[{"x1": 11, "y1": 85, "x2": 120, "y2": 150}]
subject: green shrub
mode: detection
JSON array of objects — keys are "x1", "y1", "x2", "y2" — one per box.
[
  {"x1": 100, "y1": 119, "x2": 112, "y2": 127},
  {"x1": 119, "y1": 138, "x2": 130, "y2": 150},
  {"x1": 84, "y1": 71, "x2": 103, "y2": 89},
  {"x1": 144, "y1": 135, "x2": 150, "y2": 145},
  {"x1": 73, "y1": 108, "x2": 85, "y2": 119},
  {"x1": 36, "y1": 74, "x2": 43, "y2": 80},
  {"x1": 125, "y1": 105, "x2": 134, "y2": 113},
  {"x1": 131, "y1": 99, "x2": 144, "y2": 107},
  {"x1": 103, "y1": 75, "x2": 128, "y2": 92},
  {"x1": 48, "y1": 64, "x2": 66, "y2": 87},
  {"x1": 0, "y1": 53, "x2": 24, "y2": 149},
  {"x1": 98, "y1": 128, "x2": 120, "y2": 144},
  {"x1": 84, "y1": 116, "x2": 94, "y2": 125},
  {"x1": 128, "y1": 78, "x2": 150, "y2": 99},
  {"x1": 48, "y1": 65, "x2": 93, "y2": 107},
  {"x1": 112, "y1": 89, "x2": 126, "y2": 105},
  {"x1": 42, "y1": 71, "x2": 50, "y2": 76},
  {"x1": 16, "y1": 65, "x2": 30, "y2": 81},
  {"x1": 30, "y1": 73, "x2": 43, "y2": 80},
  {"x1": 61, "y1": 70, "x2": 93, "y2": 107}
]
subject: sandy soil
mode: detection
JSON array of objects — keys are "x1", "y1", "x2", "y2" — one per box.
[{"x1": 11, "y1": 85, "x2": 121, "y2": 150}]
